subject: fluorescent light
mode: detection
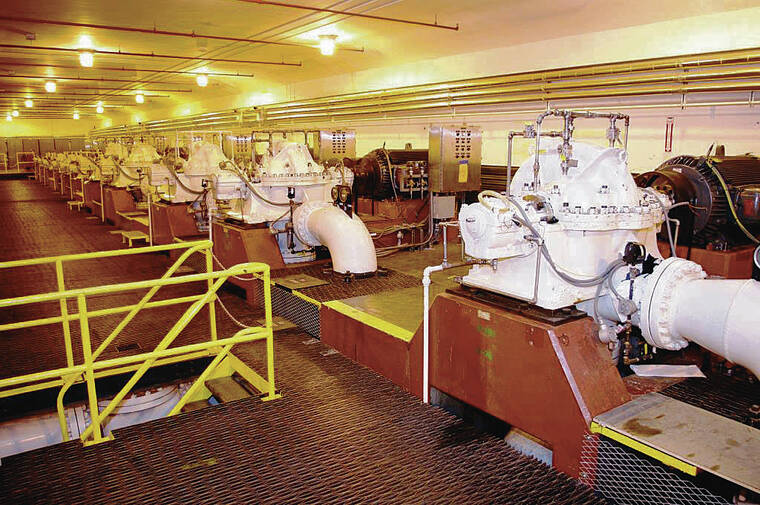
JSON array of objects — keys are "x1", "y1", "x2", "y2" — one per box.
[
  {"x1": 196, "y1": 74, "x2": 208, "y2": 87},
  {"x1": 45, "y1": 81, "x2": 56, "y2": 92},
  {"x1": 319, "y1": 34, "x2": 337, "y2": 56},
  {"x1": 79, "y1": 50, "x2": 94, "y2": 67},
  {"x1": 73, "y1": 111, "x2": 80, "y2": 120},
  {"x1": 24, "y1": 99, "x2": 33, "y2": 108},
  {"x1": 135, "y1": 93, "x2": 145, "y2": 104},
  {"x1": 11, "y1": 110, "x2": 19, "y2": 117}
]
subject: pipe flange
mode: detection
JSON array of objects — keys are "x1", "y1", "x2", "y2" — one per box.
[
  {"x1": 639, "y1": 257, "x2": 706, "y2": 350},
  {"x1": 293, "y1": 201, "x2": 330, "y2": 247}
]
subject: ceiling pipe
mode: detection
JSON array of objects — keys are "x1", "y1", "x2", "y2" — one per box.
[
  {"x1": 0, "y1": 73, "x2": 188, "y2": 85},
  {"x1": 257, "y1": 47, "x2": 760, "y2": 110},
  {"x1": 0, "y1": 44, "x2": 302, "y2": 66},
  {"x1": 0, "y1": 15, "x2": 362, "y2": 53},
  {"x1": 237, "y1": 0, "x2": 459, "y2": 30},
  {"x1": 0, "y1": 83, "x2": 191, "y2": 92},
  {"x1": 262, "y1": 70, "x2": 760, "y2": 116},
  {"x1": 0, "y1": 61, "x2": 256, "y2": 78},
  {"x1": 0, "y1": 90, "x2": 170, "y2": 98},
  {"x1": 91, "y1": 47, "x2": 760, "y2": 136}
]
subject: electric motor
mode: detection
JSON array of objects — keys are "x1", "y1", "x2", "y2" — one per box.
[
  {"x1": 353, "y1": 148, "x2": 427, "y2": 200},
  {"x1": 636, "y1": 149, "x2": 760, "y2": 249}
]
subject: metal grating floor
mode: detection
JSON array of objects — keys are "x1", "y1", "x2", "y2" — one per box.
[
  {"x1": 0, "y1": 180, "x2": 606, "y2": 504},
  {"x1": 1, "y1": 330, "x2": 606, "y2": 505},
  {"x1": 660, "y1": 375, "x2": 760, "y2": 428}
]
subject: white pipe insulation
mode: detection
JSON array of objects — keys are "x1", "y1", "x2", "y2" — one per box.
[
  {"x1": 293, "y1": 202, "x2": 377, "y2": 275},
  {"x1": 669, "y1": 278, "x2": 760, "y2": 379}
]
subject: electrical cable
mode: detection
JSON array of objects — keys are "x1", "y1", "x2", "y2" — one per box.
[
  {"x1": 643, "y1": 188, "x2": 678, "y2": 257},
  {"x1": 220, "y1": 159, "x2": 301, "y2": 207},
  {"x1": 382, "y1": 148, "x2": 399, "y2": 201},
  {"x1": 705, "y1": 158, "x2": 760, "y2": 245},
  {"x1": 166, "y1": 161, "x2": 204, "y2": 195}
]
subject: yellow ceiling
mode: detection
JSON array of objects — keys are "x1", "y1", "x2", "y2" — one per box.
[{"x1": 1, "y1": 0, "x2": 757, "y2": 120}]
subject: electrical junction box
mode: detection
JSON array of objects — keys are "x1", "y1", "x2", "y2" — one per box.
[
  {"x1": 432, "y1": 195, "x2": 457, "y2": 219},
  {"x1": 316, "y1": 130, "x2": 356, "y2": 162},
  {"x1": 428, "y1": 125, "x2": 482, "y2": 192}
]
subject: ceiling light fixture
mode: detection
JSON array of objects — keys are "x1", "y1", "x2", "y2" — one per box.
[
  {"x1": 73, "y1": 111, "x2": 80, "y2": 120},
  {"x1": 96, "y1": 102, "x2": 104, "y2": 113},
  {"x1": 45, "y1": 81, "x2": 56, "y2": 92},
  {"x1": 319, "y1": 34, "x2": 337, "y2": 56},
  {"x1": 11, "y1": 109, "x2": 19, "y2": 117},
  {"x1": 135, "y1": 93, "x2": 144, "y2": 104},
  {"x1": 5, "y1": 113, "x2": 11, "y2": 121},
  {"x1": 196, "y1": 73, "x2": 208, "y2": 87},
  {"x1": 24, "y1": 99, "x2": 33, "y2": 108},
  {"x1": 78, "y1": 50, "x2": 94, "y2": 67}
]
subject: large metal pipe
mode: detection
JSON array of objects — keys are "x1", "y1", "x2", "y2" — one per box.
[{"x1": 293, "y1": 202, "x2": 377, "y2": 275}]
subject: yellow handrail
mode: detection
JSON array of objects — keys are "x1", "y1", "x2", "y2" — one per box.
[{"x1": 0, "y1": 240, "x2": 279, "y2": 446}]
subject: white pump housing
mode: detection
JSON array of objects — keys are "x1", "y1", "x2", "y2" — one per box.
[
  {"x1": 149, "y1": 142, "x2": 227, "y2": 202},
  {"x1": 460, "y1": 140, "x2": 666, "y2": 309},
  {"x1": 110, "y1": 143, "x2": 159, "y2": 189},
  {"x1": 212, "y1": 141, "x2": 376, "y2": 273},
  {"x1": 459, "y1": 117, "x2": 760, "y2": 378}
]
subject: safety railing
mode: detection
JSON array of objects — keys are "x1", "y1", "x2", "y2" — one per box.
[{"x1": 0, "y1": 240, "x2": 279, "y2": 446}]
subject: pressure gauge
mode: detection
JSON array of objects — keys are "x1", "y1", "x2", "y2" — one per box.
[{"x1": 339, "y1": 186, "x2": 351, "y2": 203}]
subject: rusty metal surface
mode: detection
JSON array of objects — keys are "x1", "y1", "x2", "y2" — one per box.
[
  {"x1": 430, "y1": 292, "x2": 630, "y2": 477},
  {"x1": 1, "y1": 328, "x2": 607, "y2": 505}
]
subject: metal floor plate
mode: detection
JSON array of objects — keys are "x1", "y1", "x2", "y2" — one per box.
[
  {"x1": 594, "y1": 393, "x2": 760, "y2": 493},
  {"x1": 660, "y1": 375, "x2": 760, "y2": 428}
]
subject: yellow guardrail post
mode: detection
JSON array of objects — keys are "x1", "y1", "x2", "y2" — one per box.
[
  {"x1": 80, "y1": 272, "x2": 232, "y2": 443},
  {"x1": 91, "y1": 242, "x2": 208, "y2": 361},
  {"x1": 55, "y1": 259, "x2": 74, "y2": 367},
  {"x1": 205, "y1": 248, "x2": 218, "y2": 342},
  {"x1": 0, "y1": 246, "x2": 279, "y2": 447},
  {"x1": 56, "y1": 374, "x2": 79, "y2": 442},
  {"x1": 262, "y1": 267, "x2": 278, "y2": 401},
  {"x1": 167, "y1": 344, "x2": 233, "y2": 416},
  {"x1": 77, "y1": 294, "x2": 104, "y2": 444}
]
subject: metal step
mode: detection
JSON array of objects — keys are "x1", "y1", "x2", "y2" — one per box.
[{"x1": 205, "y1": 377, "x2": 251, "y2": 403}]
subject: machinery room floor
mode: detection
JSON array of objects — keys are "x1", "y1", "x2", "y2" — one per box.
[{"x1": 0, "y1": 179, "x2": 607, "y2": 504}]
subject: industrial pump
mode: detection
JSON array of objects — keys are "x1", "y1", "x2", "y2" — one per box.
[{"x1": 458, "y1": 110, "x2": 760, "y2": 378}]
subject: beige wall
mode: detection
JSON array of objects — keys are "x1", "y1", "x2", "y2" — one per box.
[
  {"x1": 98, "y1": 6, "x2": 760, "y2": 127},
  {"x1": 0, "y1": 119, "x2": 98, "y2": 138},
  {"x1": 67, "y1": 7, "x2": 760, "y2": 171}
]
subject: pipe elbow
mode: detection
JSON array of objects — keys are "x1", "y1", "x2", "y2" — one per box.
[{"x1": 294, "y1": 202, "x2": 377, "y2": 275}]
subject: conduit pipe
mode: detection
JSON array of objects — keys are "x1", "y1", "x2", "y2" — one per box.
[
  {"x1": 293, "y1": 202, "x2": 377, "y2": 275},
  {"x1": 0, "y1": 15, "x2": 336, "y2": 53}
]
